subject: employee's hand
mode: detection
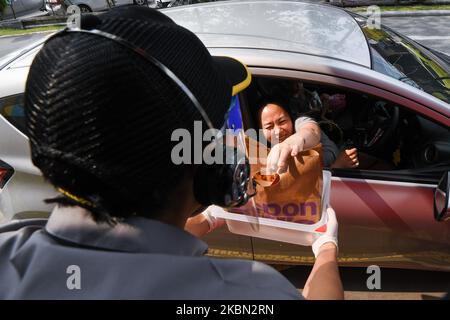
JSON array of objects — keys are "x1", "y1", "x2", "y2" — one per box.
[
  {"x1": 185, "y1": 208, "x2": 225, "y2": 238},
  {"x1": 304, "y1": 206, "x2": 343, "y2": 300},
  {"x1": 312, "y1": 206, "x2": 338, "y2": 258},
  {"x1": 266, "y1": 133, "x2": 305, "y2": 174},
  {"x1": 202, "y1": 209, "x2": 226, "y2": 232}
]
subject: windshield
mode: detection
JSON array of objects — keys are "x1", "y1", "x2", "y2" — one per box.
[{"x1": 351, "y1": 14, "x2": 450, "y2": 104}]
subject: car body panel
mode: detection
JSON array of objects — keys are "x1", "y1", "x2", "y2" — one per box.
[
  {"x1": 163, "y1": 0, "x2": 371, "y2": 68},
  {"x1": 50, "y1": 0, "x2": 136, "y2": 13},
  {"x1": 70, "y1": 0, "x2": 113, "y2": 11},
  {"x1": 208, "y1": 48, "x2": 450, "y2": 125},
  {"x1": 250, "y1": 178, "x2": 449, "y2": 271},
  {"x1": 0, "y1": 36, "x2": 50, "y2": 71},
  {"x1": 0, "y1": 170, "x2": 55, "y2": 223},
  {"x1": 22, "y1": 0, "x2": 41, "y2": 11},
  {"x1": 197, "y1": 42, "x2": 449, "y2": 270},
  {"x1": 2, "y1": 0, "x2": 44, "y2": 20},
  {"x1": 2, "y1": 35, "x2": 448, "y2": 124},
  {"x1": 115, "y1": 0, "x2": 134, "y2": 6},
  {"x1": 0, "y1": 67, "x2": 57, "y2": 223},
  {"x1": 235, "y1": 64, "x2": 449, "y2": 271},
  {"x1": 9, "y1": 0, "x2": 25, "y2": 13}
]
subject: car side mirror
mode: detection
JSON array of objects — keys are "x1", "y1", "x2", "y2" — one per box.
[{"x1": 434, "y1": 172, "x2": 450, "y2": 221}]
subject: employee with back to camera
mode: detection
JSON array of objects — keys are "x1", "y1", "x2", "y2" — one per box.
[{"x1": 0, "y1": 6, "x2": 343, "y2": 299}]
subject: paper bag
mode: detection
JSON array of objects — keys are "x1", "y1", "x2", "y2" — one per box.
[{"x1": 229, "y1": 135, "x2": 323, "y2": 225}]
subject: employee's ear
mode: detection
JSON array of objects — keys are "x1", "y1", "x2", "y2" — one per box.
[{"x1": 185, "y1": 165, "x2": 205, "y2": 217}]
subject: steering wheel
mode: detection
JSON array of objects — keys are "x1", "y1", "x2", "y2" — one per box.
[{"x1": 353, "y1": 101, "x2": 400, "y2": 153}]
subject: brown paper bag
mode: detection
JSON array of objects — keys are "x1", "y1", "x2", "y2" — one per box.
[{"x1": 230, "y1": 136, "x2": 323, "y2": 225}]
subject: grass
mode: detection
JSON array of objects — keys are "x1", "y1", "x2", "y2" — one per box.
[
  {"x1": 349, "y1": 4, "x2": 450, "y2": 13},
  {"x1": 0, "y1": 25, "x2": 63, "y2": 37}
]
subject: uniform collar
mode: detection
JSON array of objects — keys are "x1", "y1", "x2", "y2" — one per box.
[{"x1": 45, "y1": 206, "x2": 208, "y2": 256}]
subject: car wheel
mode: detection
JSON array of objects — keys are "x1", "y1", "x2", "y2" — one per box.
[
  {"x1": 78, "y1": 5, "x2": 92, "y2": 13},
  {"x1": 133, "y1": 0, "x2": 148, "y2": 6}
]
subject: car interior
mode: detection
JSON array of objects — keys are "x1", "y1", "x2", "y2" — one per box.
[{"x1": 240, "y1": 76, "x2": 450, "y2": 180}]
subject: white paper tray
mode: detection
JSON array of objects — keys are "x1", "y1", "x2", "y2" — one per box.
[{"x1": 209, "y1": 170, "x2": 331, "y2": 246}]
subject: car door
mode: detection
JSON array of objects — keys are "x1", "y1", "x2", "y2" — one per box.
[
  {"x1": 22, "y1": 0, "x2": 44, "y2": 13},
  {"x1": 114, "y1": 0, "x2": 133, "y2": 7},
  {"x1": 243, "y1": 67, "x2": 450, "y2": 271},
  {"x1": 9, "y1": 0, "x2": 25, "y2": 15}
]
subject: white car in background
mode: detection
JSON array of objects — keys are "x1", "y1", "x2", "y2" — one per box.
[
  {"x1": 69, "y1": 0, "x2": 142, "y2": 13},
  {"x1": 1, "y1": 0, "x2": 46, "y2": 20},
  {"x1": 46, "y1": 0, "x2": 165, "y2": 14},
  {"x1": 45, "y1": 0, "x2": 193, "y2": 14}
]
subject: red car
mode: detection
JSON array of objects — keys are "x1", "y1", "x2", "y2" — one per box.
[{"x1": 0, "y1": 1, "x2": 449, "y2": 271}]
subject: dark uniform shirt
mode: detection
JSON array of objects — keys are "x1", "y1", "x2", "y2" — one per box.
[{"x1": 0, "y1": 206, "x2": 302, "y2": 299}]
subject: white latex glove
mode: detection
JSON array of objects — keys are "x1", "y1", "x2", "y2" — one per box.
[
  {"x1": 266, "y1": 133, "x2": 305, "y2": 174},
  {"x1": 202, "y1": 209, "x2": 225, "y2": 233},
  {"x1": 312, "y1": 206, "x2": 339, "y2": 258}
]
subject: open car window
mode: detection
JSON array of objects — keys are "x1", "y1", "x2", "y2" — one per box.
[{"x1": 242, "y1": 76, "x2": 450, "y2": 183}]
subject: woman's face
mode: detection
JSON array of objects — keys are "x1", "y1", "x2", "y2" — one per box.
[{"x1": 259, "y1": 103, "x2": 294, "y2": 144}]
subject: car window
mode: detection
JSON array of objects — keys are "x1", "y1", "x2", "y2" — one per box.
[
  {"x1": 243, "y1": 76, "x2": 450, "y2": 177},
  {"x1": 0, "y1": 94, "x2": 26, "y2": 135},
  {"x1": 351, "y1": 14, "x2": 450, "y2": 104}
]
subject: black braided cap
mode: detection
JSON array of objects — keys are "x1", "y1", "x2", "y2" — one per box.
[{"x1": 24, "y1": 6, "x2": 232, "y2": 222}]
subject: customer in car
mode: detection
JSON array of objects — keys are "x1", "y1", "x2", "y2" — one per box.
[
  {"x1": 0, "y1": 6, "x2": 343, "y2": 299},
  {"x1": 259, "y1": 97, "x2": 359, "y2": 173}
]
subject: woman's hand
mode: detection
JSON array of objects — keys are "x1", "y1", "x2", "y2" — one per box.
[
  {"x1": 331, "y1": 148, "x2": 359, "y2": 169},
  {"x1": 266, "y1": 133, "x2": 306, "y2": 174},
  {"x1": 267, "y1": 121, "x2": 321, "y2": 174}
]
